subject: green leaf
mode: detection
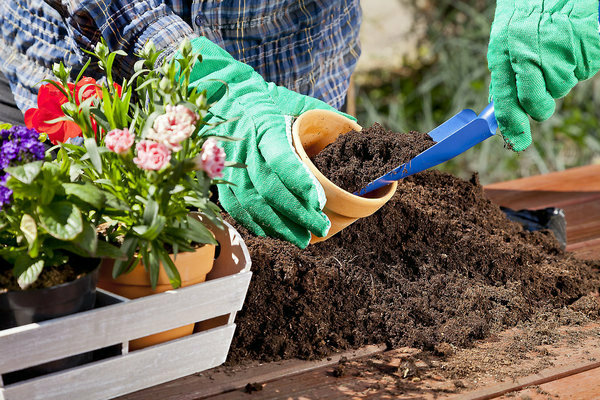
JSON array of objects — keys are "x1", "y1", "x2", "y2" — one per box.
[
  {"x1": 75, "y1": 58, "x2": 92, "y2": 84},
  {"x1": 38, "y1": 202, "x2": 83, "y2": 241},
  {"x1": 104, "y1": 192, "x2": 131, "y2": 211},
  {"x1": 95, "y1": 240, "x2": 126, "y2": 259},
  {"x1": 158, "y1": 248, "x2": 181, "y2": 289},
  {"x1": 14, "y1": 256, "x2": 44, "y2": 290},
  {"x1": 186, "y1": 215, "x2": 217, "y2": 245},
  {"x1": 112, "y1": 236, "x2": 139, "y2": 278},
  {"x1": 63, "y1": 183, "x2": 106, "y2": 209},
  {"x1": 5, "y1": 161, "x2": 43, "y2": 184},
  {"x1": 20, "y1": 214, "x2": 37, "y2": 247},
  {"x1": 147, "y1": 245, "x2": 160, "y2": 290},
  {"x1": 40, "y1": 182, "x2": 56, "y2": 205},
  {"x1": 143, "y1": 199, "x2": 159, "y2": 226},
  {"x1": 84, "y1": 138, "x2": 103, "y2": 174},
  {"x1": 132, "y1": 215, "x2": 166, "y2": 241},
  {"x1": 140, "y1": 109, "x2": 163, "y2": 138},
  {"x1": 90, "y1": 108, "x2": 111, "y2": 133},
  {"x1": 73, "y1": 221, "x2": 98, "y2": 255}
]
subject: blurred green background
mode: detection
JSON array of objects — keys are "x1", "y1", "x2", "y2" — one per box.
[{"x1": 355, "y1": 0, "x2": 600, "y2": 185}]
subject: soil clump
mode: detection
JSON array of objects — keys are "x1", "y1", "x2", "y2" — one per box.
[
  {"x1": 311, "y1": 123, "x2": 435, "y2": 193},
  {"x1": 225, "y1": 125, "x2": 600, "y2": 366}
]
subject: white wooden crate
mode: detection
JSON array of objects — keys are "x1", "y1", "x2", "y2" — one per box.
[{"x1": 0, "y1": 220, "x2": 252, "y2": 400}]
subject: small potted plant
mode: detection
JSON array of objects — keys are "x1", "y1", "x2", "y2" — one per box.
[
  {"x1": 0, "y1": 125, "x2": 122, "y2": 380},
  {"x1": 25, "y1": 40, "x2": 234, "y2": 348}
]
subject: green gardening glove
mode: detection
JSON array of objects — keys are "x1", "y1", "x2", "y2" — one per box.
[
  {"x1": 488, "y1": 0, "x2": 600, "y2": 151},
  {"x1": 184, "y1": 37, "x2": 350, "y2": 248}
]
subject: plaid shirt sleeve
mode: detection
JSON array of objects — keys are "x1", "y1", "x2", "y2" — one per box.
[
  {"x1": 53, "y1": 0, "x2": 199, "y2": 78},
  {"x1": 1, "y1": 0, "x2": 361, "y2": 114}
]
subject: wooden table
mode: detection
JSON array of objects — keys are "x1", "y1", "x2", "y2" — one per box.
[{"x1": 119, "y1": 164, "x2": 600, "y2": 400}]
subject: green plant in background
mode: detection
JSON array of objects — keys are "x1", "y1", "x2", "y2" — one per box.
[{"x1": 355, "y1": 0, "x2": 600, "y2": 184}]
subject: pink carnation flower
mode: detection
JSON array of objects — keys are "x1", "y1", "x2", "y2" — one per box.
[
  {"x1": 195, "y1": 138, "x2": 226, "y2": 179},
  {"x1": 147, "y1": 104, "x2": 198, "y2": 152},
  {"x1": 133, "y1": 140, "x2": 171, "y2": 171},
  {"x1": 105, "y1": 128, "x2": 134, "y2": 154}
]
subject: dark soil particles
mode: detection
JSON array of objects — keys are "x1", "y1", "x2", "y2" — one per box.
[
  {"x1": 225, "y1": 123, "x2": 600, "y2": 367},
  {"x1": 0, "y1": 258, "x2": 89, "y2": 292},
  {"x1": 311, "y1": 123, "x2": 435, "y2": 193}
]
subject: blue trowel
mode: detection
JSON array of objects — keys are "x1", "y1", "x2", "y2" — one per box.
[{"x1": 355, "y1": 102, "x2": 498, "y2": 196}]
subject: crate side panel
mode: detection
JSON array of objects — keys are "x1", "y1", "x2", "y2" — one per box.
[
  {"x1": 2, "y1": 325, "x2": 235, "y2": 400},
  {"x1": 0, "y1": 271, "x2": 251, "y2": 374}
]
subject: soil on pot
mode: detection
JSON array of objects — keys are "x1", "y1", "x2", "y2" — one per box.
[
  {"x1": 0, "y1": 257, "x2": 92, "y2": 292},
  {"x1": 224, "y1": 125, "x2": 599, "y2": 366},
  {"x1": 311, "y1": 123, "x2": 435, "y2": 193}
]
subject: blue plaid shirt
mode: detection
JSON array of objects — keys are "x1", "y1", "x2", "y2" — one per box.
[{"x1": 0, "y1": 0, "x2": 361, "y2": 113}]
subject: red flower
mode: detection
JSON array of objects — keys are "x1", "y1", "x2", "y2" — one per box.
[
  {"x1": 74, "y1": 77, "x2": 100, "y2": 105},
  {"x1": 24, "y1": 83, "x2": 81, "y2": 144},
  {"x1": 24, "y1": 78, "x2": 123, "y2": 144}
]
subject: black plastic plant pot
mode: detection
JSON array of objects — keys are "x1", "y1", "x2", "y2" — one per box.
[{"x1": 0, "y1": 259, "x2": 100, "y2": 384}]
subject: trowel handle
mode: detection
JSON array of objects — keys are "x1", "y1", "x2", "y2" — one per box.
[
  {"x1": 478, "y1": 102, "x2": 497, "y2": 133},
  {"x1": 355, "y1": 103, "x2": 498, "y2": 197}
]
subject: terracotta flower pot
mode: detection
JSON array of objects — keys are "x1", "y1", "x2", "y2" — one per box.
[
  {"x1": 291, "y1": 109, "x2": 398, "y2": 243},
  {"x1": 98, "y1": 243, "x2": 215, "y2": 350}
]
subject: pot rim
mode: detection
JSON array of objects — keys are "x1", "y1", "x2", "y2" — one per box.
[{"x1": 0, "y1": 257, "x2": 101, "y2": 296}]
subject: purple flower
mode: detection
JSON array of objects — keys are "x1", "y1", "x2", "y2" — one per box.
[
  {"x1": 0, "y1": 174, "x2": 11, "y2": 211},
  {"x1": 0, "y1": 185, "x2": 11, "y2": 211},
  {"x1": 0, "y1": 126, "x2": 44, "y2": 211},
  {"x1": 0, "y1": 126, "x2": 44, "y2": 170}
]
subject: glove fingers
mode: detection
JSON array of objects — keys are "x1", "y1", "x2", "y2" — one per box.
[
  {"x1": 239, "y1": 132, "x2": 330, "y2": 237},
  {"x1": 222, "y1": 169, "x2": 312, "y2": 247},
  {"x1": 217, "y1": 184, "x2": 266, "y2": 237},
  {"x1": 252, "y1": 112, "x2": 325, "y2": 211},
  {"x1": 539, "y1": 14, "x2": 579, "y2": 99},
  {"x1": 489, "y1": 51, "x2": 533, "y2": 152},
  {"x1": 514, "y1": 64, "x2": 556, "y2": 122},
  {"x1": 247, "y1": 159, "x2": 330, "y2": 238},
  {"x1": 508, "y1": 12, "x2": 555, "y2": 122},
  {"x1": 572, "y1": 6, "x2": 600, "y2": 80}
]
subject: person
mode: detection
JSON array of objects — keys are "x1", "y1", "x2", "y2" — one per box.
[{"x1": 0, "y1": 0, "x2": 598, "y2": 247}]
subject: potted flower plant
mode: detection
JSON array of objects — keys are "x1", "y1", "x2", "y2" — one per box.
[
  {"x1": 24, "y1": 40, "x2": 234, "y2": 349},
  {"x1": 0, "y1": 124, "x2": 122, "y2": 381}
]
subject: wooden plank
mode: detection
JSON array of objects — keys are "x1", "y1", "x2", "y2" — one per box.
[
  {"x1": 568, "y1": 237, "x2": 600, "y2": 260},
  {"x1": 116, "y1": 344, "x2": 387, "y2": 400},
  {"x1": 456, "y1": 361, "x2": 600, "y2": 400},
  {"x1": 1, "y1": 325, "x2": 236, "y2": 400},
  {"x1": 562, "y1": 200, "x2": 600, "y2": 244},
  {"x1": 498, "y1": 366, "x2": 600, "y2": 399},
  {"x1": 0, "y1": 271, "x2": 252, "y2": 374},
  {"x1": 484, "y1": 165, "x2": 600, "y2": 211},
  {"x1": 485, "y1": 164, "x2": 600, "y2": 193}
]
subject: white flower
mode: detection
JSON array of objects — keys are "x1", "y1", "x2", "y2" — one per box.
[{"x1": 147, "y1": 105, "x2": 198, "y2": 152}]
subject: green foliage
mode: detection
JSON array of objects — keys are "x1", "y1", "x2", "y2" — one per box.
[
  {"x1": 57, "y1": 40, "x2": 224, "y2": 289},
  {"x1": 355, "y1": 0, "x2": 600, "y2": 184},
  {"x1": 0, "y1": 157, "x2": 122, "y2": 289}
]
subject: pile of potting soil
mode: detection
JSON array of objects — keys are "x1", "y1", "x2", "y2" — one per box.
[
  {"x1": 224, "y1": 125, "x2": 600, "y2": 365},
  {"x1": 311, "y1": 123, "x2": 435, "y2": 193}
]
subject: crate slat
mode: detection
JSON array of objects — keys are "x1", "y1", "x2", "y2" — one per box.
[
  {"x1": 0, "y1": 271, "x2": 251, "y2": 374},
  {"x1": 0, "y1": 325, "x2": 236, "y2": 400}
]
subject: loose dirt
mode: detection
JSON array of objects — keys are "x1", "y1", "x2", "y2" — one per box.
[
  {"x1": 311, "y1": 123, "x2": 435, "y2": 193},
  {"x1": 0, "y1": 258, "x2": 89, "y2": 292},
  {"x1": 226, "y1": 124, "x2": 600, "y2": 366}
]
